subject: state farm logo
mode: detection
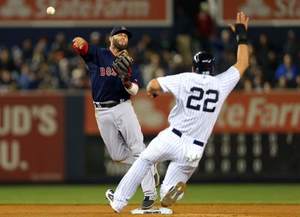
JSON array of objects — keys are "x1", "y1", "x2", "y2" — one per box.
[
  {"x1": 240, "y1": 0, "x2": 300, "y2": 18},
  {"x1": 246, "y1": 97, "x2": 299, "y2": 128},
  {"x1": 217, "y1": 96, "x2": 300, "y2": 131},
  {"x1": 0, "y1": 105, "x2": 58, "y2": 136},
  {"x1": 0, "y1": 0, "x2": 150, "y2": 18},
  {"x1": 0, "y1": 0, "x2": 31, "y2": 17},
  {"x1": 240, "y1": 0, "x2": 271, "y2": 16}
]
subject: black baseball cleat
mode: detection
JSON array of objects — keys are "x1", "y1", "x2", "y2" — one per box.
[
  {"x1": 141, "y1": 195, "x2": 156, "y2": 210},
  {"x1": 154, "y1": 164, "x2": 160, "y2": 187},
  {"x1": 161, "y1": 182, "x2": 186, "y2": 207}
]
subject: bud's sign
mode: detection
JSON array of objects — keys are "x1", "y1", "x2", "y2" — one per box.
[{"x1": 0, "y1": 93, "x2": 64, "y2": 182}]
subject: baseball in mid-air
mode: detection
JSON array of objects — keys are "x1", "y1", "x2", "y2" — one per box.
[{"x1": 46, "y1": 6, "x2": 56, "y2": 15}]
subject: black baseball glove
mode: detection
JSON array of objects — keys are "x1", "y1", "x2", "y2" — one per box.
[{"x1": 112, "y1": 50, "x2": 133, "y2": 84}]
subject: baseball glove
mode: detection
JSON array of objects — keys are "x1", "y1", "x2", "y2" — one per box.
[{"x1": 112, "y1": 50, "x2": 133, "y2": 83}]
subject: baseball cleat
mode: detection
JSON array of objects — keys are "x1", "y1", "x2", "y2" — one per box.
[
  {"x1": 141, "y1": 195, "x2": 156, "y2": 210},
  {"x1": 161, "y1": 182, "x2": 186, "y2": 207},
  {"x1": 105, "y1": 189, "x2": 120, "y2": 213}
]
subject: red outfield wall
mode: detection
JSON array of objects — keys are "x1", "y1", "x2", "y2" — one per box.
[
  {"x1": 1, "y1": 90, "x2": 299, "y2": 182},
  {"x1": 0, "y1": 92, "x2": 65, "y2": 182}
]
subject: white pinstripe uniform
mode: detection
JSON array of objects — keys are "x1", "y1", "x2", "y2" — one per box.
[{"x1": 110, "y1": 66, "x2": 240, "y2": 211}]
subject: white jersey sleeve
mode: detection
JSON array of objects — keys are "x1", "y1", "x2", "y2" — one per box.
[
  {"x1": 157, "y1": 74, "x2": 183, "y2": 96},
  {"x1": 216, "y1": 66, "x2": 240, "y2": 97}
]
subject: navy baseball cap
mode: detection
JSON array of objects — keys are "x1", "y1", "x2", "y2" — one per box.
[{"x1": 110, "y1": 26, "x2": 132, "y2": 39}]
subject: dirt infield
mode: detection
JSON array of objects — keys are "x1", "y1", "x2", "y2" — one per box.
[{"x1": 0, "y1": 204, "x2": 299, "y2": 217}]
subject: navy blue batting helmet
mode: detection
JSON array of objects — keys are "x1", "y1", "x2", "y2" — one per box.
[{"x1": 193, "y1": 51, "x2": 215, "y2": 75}]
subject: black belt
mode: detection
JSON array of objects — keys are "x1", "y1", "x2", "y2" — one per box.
[
  {"x1": 172, "y1": 128, "x2": 204, "y2": 147},
  {"x1": 94, "y1": 100, "x2": 125, "y2": 108}
]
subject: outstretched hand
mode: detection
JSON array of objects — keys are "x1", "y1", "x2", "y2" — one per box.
[{"x1": 230, "y1": 11, "x2": 250, "y2": 32}]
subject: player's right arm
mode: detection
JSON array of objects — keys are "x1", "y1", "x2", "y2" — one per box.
[
  {"x1": 72, "y1": 37, "x2": 89, "y2": 56},
  {"x1": 232, "y1": 12, "x2": 250, "y2": 76},
  {"x1": 147, "y1": 74, "x2": 182, "y2": 98}
]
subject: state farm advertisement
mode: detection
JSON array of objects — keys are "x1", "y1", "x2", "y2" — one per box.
[
  {"x1": 215, "y1": 92, "x2": 300, "y2": 133},
  {"x1": 219, "y1": 0, "x2": 300, "y2": 25},
  {"x1": 0, "y1": 93, "x2": 64, "y2": 182},
  {"x1": 85, "y1": 91, "x2": 300, "y2": 135},
  {"x1": 0, "y1": 0, "x2": 172, "y2": 27}
]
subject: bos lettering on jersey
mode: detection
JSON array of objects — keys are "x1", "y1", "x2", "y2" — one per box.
[
  {"x1": 100, "y1": 66, "x2": 118, "y2": 77},
  {"x1": 82, "y1": 47, "x2": 139, "y2": 102}
]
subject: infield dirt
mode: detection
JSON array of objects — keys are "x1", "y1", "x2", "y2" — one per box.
[{"x1": 0, "y1": 204, "x2": 299, "y2": 217}]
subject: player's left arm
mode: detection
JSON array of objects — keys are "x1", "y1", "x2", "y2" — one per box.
[
  {"x1": 112, "y1": 50, "x2": 139, "y2": 95},
  {"x1": 124, "y1": 64, "x2": 141, "y2": 96},
  {"x1": 231, "y1": 12, "x2": 250, "y2": 76},
  {"x1": 124, "y1": 81, "x2": 139, "y2": 96}
]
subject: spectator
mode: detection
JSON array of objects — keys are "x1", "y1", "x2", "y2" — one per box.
[
  {"x1": 17, "y1": 63, "x2": 39, "y2": 89},
  {"x1": 0, "y1": 22, "x2": 299, "y2": 92},
  {"x1": 21, "y1": 38, "x2": 33, "y2": 62},
  {"x1": 70, "y1": 60, "x2": 89, "y2": 89},
  {"x1": 254, "y1": 33, "x2": 276, "y2": 83},
  {"x1": 89, "y1": 31, "x2": 105, "y2": 47},
  {"x1": 275, "y1": 53, "x2": 299, "y2": 88},
  {"x1": 194, "y1": 2, "x2": 215, "y2": 51},
  {"x1": 0, "y1": 48, "x2": 15, "y2": 71},
  {"x1": 51, "y1": 32, "x2": 68, "y2": 53},
  {"x1": 142, "y1": 52, "x2": 165, "y2": 86},
  {"x1": 0, "y1": 69, "x2": 17, "y2": 92},
  {"x1": 283, "y1": 30, "x2": 298, "y2": 57},
  {"x1": 214, "y1": 29, "x2": 235, "y2": 72}
]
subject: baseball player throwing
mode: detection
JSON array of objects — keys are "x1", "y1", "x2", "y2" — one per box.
[
  {"x1": 72, "y1": 26, "x2": 158, "y2": 209},
  {"x1": 105, "y1": 12, "x2": 250, "y2": 213}
]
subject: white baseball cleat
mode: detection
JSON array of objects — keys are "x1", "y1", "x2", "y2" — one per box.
[
  {"x1": 105, "y1": 189, "x2": 120, "y2": 213},
  {"x1": 161, "y1": 182, "x2": 186, "y2": 207}
]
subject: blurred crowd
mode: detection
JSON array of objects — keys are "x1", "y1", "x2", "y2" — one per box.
[{"x1": 0, "y1": 3, "x2": 299, "y2": 92}]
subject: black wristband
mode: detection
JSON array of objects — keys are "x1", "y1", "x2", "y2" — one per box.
[{"x1": 235, "y1": 24, "x2": 248, "y2": 44}]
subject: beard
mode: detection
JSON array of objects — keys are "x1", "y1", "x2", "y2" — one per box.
[{"x1": 112, "y1": 38, "x2": 128, "y2": 50}]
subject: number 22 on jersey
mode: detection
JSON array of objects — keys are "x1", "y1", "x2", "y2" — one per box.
[{"x1": 186, "y1": 87, "x2": 219, "y2": 112}]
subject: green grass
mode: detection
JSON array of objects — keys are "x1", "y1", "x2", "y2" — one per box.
[
  {"x1": 0, "y1": 184, "x2": 299, "y2": 204},
  {"x1": 185, "y1": 184, "x2": 300, "y2": 203}
]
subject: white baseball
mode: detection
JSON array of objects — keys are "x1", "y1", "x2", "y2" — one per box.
[{"x1": 46, "y1": 6, "x2": 56, "y2": 15}]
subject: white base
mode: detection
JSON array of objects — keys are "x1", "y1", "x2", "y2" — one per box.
[{"x1": 131, "y1": 207, "x2": 173, "y2": 215}]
